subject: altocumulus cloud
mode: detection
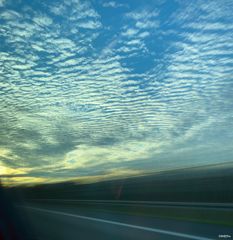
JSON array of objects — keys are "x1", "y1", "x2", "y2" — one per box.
[{"x1": 0, "y1": 0, "x2": 233, "y2": 185}]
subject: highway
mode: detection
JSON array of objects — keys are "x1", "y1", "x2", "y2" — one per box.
[{"x1": 17, "y1": 201, "x2": 233, "y2": 240}]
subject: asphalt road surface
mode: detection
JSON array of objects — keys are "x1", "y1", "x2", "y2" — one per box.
[{"x1": 18, "y1": 202, "x2": 233, "y2": 240}]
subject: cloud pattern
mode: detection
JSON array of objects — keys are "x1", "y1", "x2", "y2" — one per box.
[{"x1": 0, "y1": 0, "x2": 233, "y2": 185}]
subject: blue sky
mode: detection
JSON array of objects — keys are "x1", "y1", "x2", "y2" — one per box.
[{"x1": 0, "y1": 0, "x2": 233, "y2": 185}]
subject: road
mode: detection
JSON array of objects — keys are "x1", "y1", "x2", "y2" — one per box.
[{"x1": 17, "y1": 201, "x2": 233, "y2": 240}]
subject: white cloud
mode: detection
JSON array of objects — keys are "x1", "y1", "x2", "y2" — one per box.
[
  {"x1": 121, "y1": 28, "x2": 138, "y2": 37},
  {"x1": 33, "y1": 14, "x2": 53, "y2": 26},
  {"x1": 0, "y1": 0, "x2": 5, "y2": 7},
  {"x1": 63, "y1": 140, "x2": 164, "y2": 170},
  {"x1": 126, "y1": 9, "x2": 159, "y2": 20},
  {"x1": 31, "y1": 44, "x2": 45, "y2": 52},
  {"x1": 52, "y1": 38, "x2": 76, "y2": 49},
  {"x1": 102, "y1": 1, "x2": 127, "y2": 8},
  {"x1": 138, "y1": 31, "x2": 150, "y2": 38},
  {"x1": 135, "y1": 20, "x2": 159, "y2": 29},
  {"x1": 50, "y1": 4, "x2": 66, "y2": 15},
  {"x1": 78, "y1": 20, "x2": 102, "y2": 29},
  {"x1": 126, "y1": 39, "x2": 141, "y2": 45},
  {"x1": 0, "y1": 10, "x2": 21, "y2": 20}
]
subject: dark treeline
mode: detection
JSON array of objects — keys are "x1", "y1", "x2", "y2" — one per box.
[{"x1": 8, "y1": 162, "x2": 233, "y2": 203}]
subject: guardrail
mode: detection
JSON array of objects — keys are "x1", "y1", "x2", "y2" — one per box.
[{"x1": 27, "y1": 199, "x2": 233, "y2": 209}]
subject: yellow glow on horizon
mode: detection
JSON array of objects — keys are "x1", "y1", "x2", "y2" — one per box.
[
  {"x1": 0, "y1": 164, "x2": 30, "y2": 176},
  {"x1": 1, "y1": 176, "x2": 48, "y2": 187},
  {"x1": 1, "y1": 168, "x2": 147, "y2": 187}
]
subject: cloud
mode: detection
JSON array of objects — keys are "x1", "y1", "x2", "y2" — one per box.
[
  {"x1": 115, "y1": 8, "x2": 160, "y2": 56},
  {"x1": 63, "y1": 140, "x2": 163, "y2": 170},
  {"x1": 33, "y1": 14, "x2": 53, "y2": 27},
  {"x1": 50, "y1": 4, "x2": 66, "y2": 15},
  {"x1": 121, "y1": 28, "x2": 138, "y2": 37},
  {"x1": 0, "y1": 164, "x2": 29, "y2": 176},
  {"x1": 135, "y1": 20, "x2": 159, "y2": 29},
  {"x1": 138, "y1": 31, "x2": 150, "y2": 38},
  {"x1": 78, "y1": 20, "x2": 102, "y2": 29},
  {"x1": 0, "y1": 0, "x2": 233, "y2": 186},
  {"x1": 1, "y1": 177, "x2": 48, "y2": 186},
  {"x1": 0, "y1": 0, "x2": 5, "y2": 7},
  {"x1": 0, "y1": 9, "x2": 21, "y2": 20},
  {"x1": 126, "y1": 9, "x2": 159, "y2": 20},
  {"x1": 102, "y1": 1, "x2": 127, "y2": 8}
]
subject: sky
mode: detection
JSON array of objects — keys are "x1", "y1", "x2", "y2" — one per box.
[{"x1": 0, "y1": 0, "x2": 233, "y2": 186}]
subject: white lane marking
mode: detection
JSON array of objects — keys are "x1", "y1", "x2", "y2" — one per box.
[{"x1": 23, "y1": 206, "x2": 213, "y2": 240}]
